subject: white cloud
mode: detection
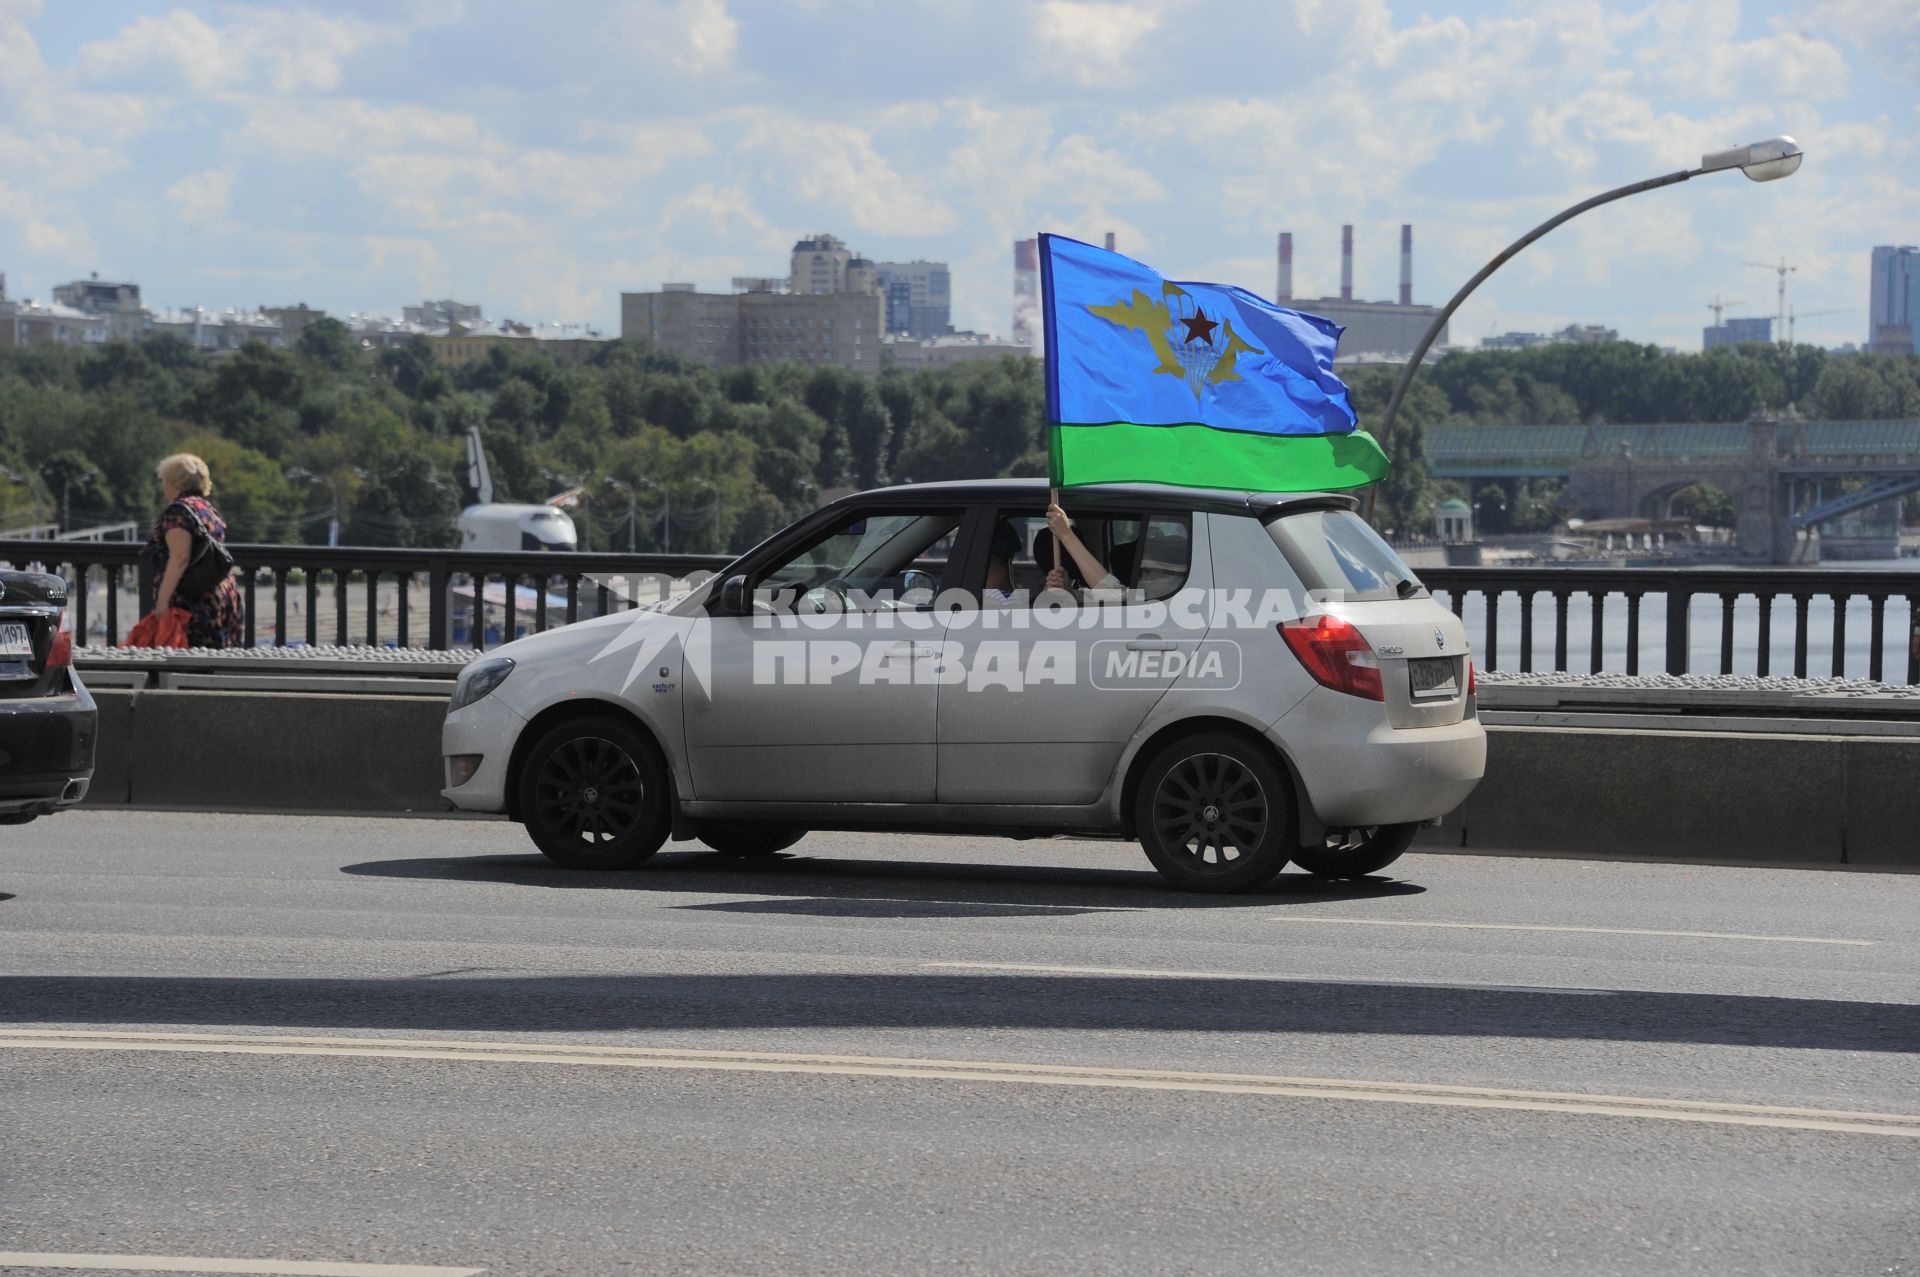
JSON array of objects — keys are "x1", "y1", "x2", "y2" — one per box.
[
  {"x1": 1795, "y1": 0, "x2": 1920, "y2": 79},
  {"x1": 71, "y1": 8, "x2": 403, "y2": 94},
  {"x1": 603, "y1": 0, "x2": 739, "y2": 75},
  {"x1": 1031, "y1": 0, "x2": 1168, "y2": 86},
  {"x1": 1637, "y1": 0, "x2": 1850, "y2": 99},
  {"x1": 163, "y1": 167, "x2": 236, "y2": 224},
  {"x1": 739, "y1": 114, "x2": 956, "y2": 235}
]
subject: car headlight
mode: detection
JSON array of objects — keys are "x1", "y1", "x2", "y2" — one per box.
[{"x1": 451, "y1": 656, "x2": 515, "y2": 711}]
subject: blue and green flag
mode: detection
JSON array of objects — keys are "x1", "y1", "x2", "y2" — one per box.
[{"x1": 1040, "y1": 233, "x2": 1389, "y2": 492}]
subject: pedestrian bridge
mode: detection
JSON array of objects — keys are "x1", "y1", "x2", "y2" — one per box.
[
  {"x1": 1424, "y1": 415, "x2": 1920, "y2": 560},
  {"x1": 1426, "y1": 418, "x2": 1920, "y2": 480}
]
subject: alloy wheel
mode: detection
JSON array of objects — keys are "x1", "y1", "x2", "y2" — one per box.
[
  {"x1": 533, "y1": 734, "x2": 646, "y2": 846},
  {"x1": 1149, "y1": 751, "x2": 1270, "y2": 875}
]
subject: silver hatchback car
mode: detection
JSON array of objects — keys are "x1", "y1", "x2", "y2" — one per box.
[{"x1": 442, "y1": 479, "x2": 1485, "y2": 892}]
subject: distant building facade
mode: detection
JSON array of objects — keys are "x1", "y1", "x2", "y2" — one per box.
[
  {"x1": 0, "y1": 299, "x2": 102, "y2": 347},
  {"x1": 148, "y1": 308, "x2": 284, "y2": 350},
  {"x1": 623, "y1": 283, "x2": 882, "y2": 375},
  {"x1": 264, "y1": 303, "x2": 327, "y2": 343},
  {"x1": 1704, "y1": 317, "x2": 1773, "y2": 349},
  {"x1": 1013, "y1": 239, "x2": 1039, "y2": 348},
  {"x1": 1869, "y1": 245, "x2": 1917, "y2": 356},
  {"x1": 623, "y1": 234, "x2": 887, "y2": 374},
  {"x1": 790, "y1": 234, "x2": 857, "y2": 296},
  {"x1": 52, "y1": 274, "x2": 146, "y2": 340},
  {"x1": 403, "y1": 299, "x2": 484, "y2": 329},
  {"x1": 872, "y1": 260, "x2": 951, "y2": 339},
  {"x1": 429, "y1": 321, "x2": 609, "y2": 367},
  {"x1": 883, "y1": 332, "x2": 1031, "y2": 371},
  {"x1": 1295, "y1": 297, "x2": 1447, "y2": 358},
  {"x1": 1481, "y1": 323, "x2": 1620, "y2": 351}
]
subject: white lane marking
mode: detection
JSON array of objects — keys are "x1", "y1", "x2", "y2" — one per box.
[
  {"x1": 921, "y1": 960, "x2": 1611, "y2": 995},
  {"x1": 4, "y1": 1029, "x2": 1917, "y2": 1139},
  {"x1": 0, "y1": 1253, "x2": 483, "y2": 1276},
  {"x1": 1266, "y1": 917, "x2": 1873, "y2": 947}
]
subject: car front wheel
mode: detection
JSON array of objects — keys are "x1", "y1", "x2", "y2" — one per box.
[
  {"x1": 1289, "y1": 824, "x2": 1418, "y2": 879},
  {"x1": 518, "y1": 715, "x2": 670, "y2": 870},
  {"x1": 1133, "y1": 732, "x2": 1292, "y2": 893}
]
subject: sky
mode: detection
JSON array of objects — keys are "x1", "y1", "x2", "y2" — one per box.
[{"x1": 0, "y1": 0, "x2": 1914, "y2": 353}]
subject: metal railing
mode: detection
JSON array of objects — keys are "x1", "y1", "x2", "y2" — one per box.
[
  {"x1": 4, "y1": 539, "x2": 1916, "y2": 682},
  {"x1": 1420, "y1": 565, "x2": 1920, "y2": 684},
  {"x1": 0, "y1": 539, "x2": 733, "y2": 652}
]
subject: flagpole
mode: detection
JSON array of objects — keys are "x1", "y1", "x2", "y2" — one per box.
[
  {"x1": 1049, "y1": 487, "x2": 1061, "y2": 572},
  {"x1": 1039, "y1": 233, "x2": 1062, "y2": 573}
]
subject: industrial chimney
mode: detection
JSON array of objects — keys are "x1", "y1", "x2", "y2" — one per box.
[
  {"x1": 1340, "y1": 225, "x2": 1354, "y2": 302},
  {"x1": 1277, "y1": 232, "x2": 1293, "y2": 303},
  {"x1": 1399, "y1": 224, "x2": 1413, "y2": 306},
  {"x1": 1104, "y1": 231, "x2": 1117, "y2": 252}
]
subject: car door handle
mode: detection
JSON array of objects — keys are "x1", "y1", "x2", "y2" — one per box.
[
  {"x1": 884, "y1": 640, "x2": 917, "y2": 662},
  {"x1": 1126, "y1": 635, "x2": 1176, "y2": 652}
]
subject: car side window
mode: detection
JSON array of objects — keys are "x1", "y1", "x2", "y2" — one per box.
[
  {"x1": 1131, "y1": 514, "x2": 1193, "y2": 602},
  {"x1": 756, "y1": 509, "x2": 961, "y2": 611},
  {"x1": 961, "y1": 507, "x2": 1191, "y2": 606}
]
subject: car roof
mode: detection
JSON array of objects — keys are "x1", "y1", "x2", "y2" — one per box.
[{"x1": 842, "y1": 477, "x2": 1359, "y2": 518}]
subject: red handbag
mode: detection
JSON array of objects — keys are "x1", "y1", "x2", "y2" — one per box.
[{"x1": 126, "y1": 607, "x2": 191, "y2": 649}]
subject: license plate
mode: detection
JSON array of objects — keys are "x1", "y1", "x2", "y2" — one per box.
[
  {"x1": 0, "y1": 623, "x2": 29, "y2": 658},
  {"x1": 1409, "y1": 656, "x2": 1457, "y2": 697}
]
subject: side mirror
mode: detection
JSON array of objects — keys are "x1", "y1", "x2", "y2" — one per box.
[{"x1": 717, "y1": 573, "x2": 749, "y2": 616}]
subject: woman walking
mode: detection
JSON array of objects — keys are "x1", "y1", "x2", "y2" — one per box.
[{"x1": 142, "y1": 453, "x2": 244, "y2": 648}]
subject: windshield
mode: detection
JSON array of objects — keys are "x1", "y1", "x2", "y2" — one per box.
[{"x1": 1265, "y1": 508, "x2": 1425, "y2": 603}]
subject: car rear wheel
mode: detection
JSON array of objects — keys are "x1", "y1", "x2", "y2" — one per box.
[
  {"x1": 518, "y1": 715, "x2": 670, "y2": 870},
  {"x1": 1290, "y1": 823, "x2": 1418, "y2": 878},
  {"x1": 698, "y1": 822, "x2": 808, "y2": 858},
  {"x1": 1133, "y1": 732, "x2": 1291, "y2": 893}
]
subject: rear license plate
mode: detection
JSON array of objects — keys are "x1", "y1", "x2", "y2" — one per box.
[
  {"x1": 1409, "y1": 656, "x2": 1457, "y2": 698},
  {"x1": 0, "y1": 623, "x2": 29, "y2": 658}
]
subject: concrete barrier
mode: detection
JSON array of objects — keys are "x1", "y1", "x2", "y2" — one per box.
[
  {"x1": 1418, "y1": 726, "x2": 1920, "y2": 868},
  {"x1": 77, "y1": 688, "x2": 1919, "y2": 867},
  {"x1": 87, "y1": 688, "x2": 447, "y2": 815}
]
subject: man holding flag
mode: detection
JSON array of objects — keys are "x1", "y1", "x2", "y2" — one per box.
[{"x1": 1039, "y1": 232, "x2": 1389, "y2": 495}]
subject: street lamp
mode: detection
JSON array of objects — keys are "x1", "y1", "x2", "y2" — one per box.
[
  {"x1": 1369, "y1": 135, "x2": 1804, "y2": 482},
  {"x1": 636, "y1": 478, "x2": 669, "y2": 554},
  {"x1": 286, "y1": 467, "x2": 341, "y2": 546},
  {"x1": 0, "y1": 465, "x2": 48, "y2": 533},
  {"x1": 603, "y1": 478, "x2": 639, "y2": 552},
  {"x1": 687, "y1": 477, "x2": 721, "y2": 554}
]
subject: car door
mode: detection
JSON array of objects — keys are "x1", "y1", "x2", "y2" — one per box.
[
  {"x1": 935, "y1": 504, "x2": 1212, "y2": 805},
  {"x1": 684, "y1": 505, "x2": 965, "y2": 803}
]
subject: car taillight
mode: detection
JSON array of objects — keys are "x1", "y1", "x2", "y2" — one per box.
[
  {"x1": 1279, "y1": 615, "x2": 1383, "y2": 701},
  {"x1": 47, "y1": 607, "x2": 72, "y2": 669}
]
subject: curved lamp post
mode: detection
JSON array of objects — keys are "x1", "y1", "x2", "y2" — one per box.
[
  {"x1": 686, "y1": 477, "x2": 721, "y2": 554},
  {"x1": 286, "y1": 467, "x2": 343, "y2": 546},
  {"x1": 1368, "y1": 135, "x2": 1803, "y2": 510}
]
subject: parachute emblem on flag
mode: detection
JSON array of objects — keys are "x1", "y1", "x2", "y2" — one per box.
[{"x1": 1087, "y1": 281, "x2": 1263, "y2": 403}]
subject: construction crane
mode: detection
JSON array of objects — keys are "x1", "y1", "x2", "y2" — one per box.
[
  {"x1": 1743, "y1": 257, "x2": 1797, "y2": 344},
  {"x1": 1787, "y1": 306, "x2": 1849, "y2": 346},
  {"x1": 1707, "y1": 295, "x2": 1746, "y2": 327}
]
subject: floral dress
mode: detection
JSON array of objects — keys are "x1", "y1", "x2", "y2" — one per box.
[{"x1": 149, "y1": 495, "x2": 245, "y2": 648}]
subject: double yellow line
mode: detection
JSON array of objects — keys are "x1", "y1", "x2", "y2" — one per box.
[{"x1": 5, "y1": 1028, "x2": 1917, "y2": 1138}]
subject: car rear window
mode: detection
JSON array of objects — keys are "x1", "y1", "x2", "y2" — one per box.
[{"x1": 1265, "y1": 508, "x2": 1425, "y2": 603}]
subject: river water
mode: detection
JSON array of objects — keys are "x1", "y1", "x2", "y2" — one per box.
[{"x1": 1428, "y1": 559, "x2": 1920, "y2": 682}]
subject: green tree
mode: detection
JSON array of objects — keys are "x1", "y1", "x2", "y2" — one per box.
[{"x1": 294, "y1": 317, "x2": 359, "y2": 373}]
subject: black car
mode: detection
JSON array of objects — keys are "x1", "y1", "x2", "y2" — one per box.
[{"x1": 0, "y1": 568, "x2": 95, "y2": 825}]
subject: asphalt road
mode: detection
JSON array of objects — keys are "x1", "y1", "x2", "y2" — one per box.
[{"x1": 3, "y1": 812, "x2": 1916, "y2": 1276}]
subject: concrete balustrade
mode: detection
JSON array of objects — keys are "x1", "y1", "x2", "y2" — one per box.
[{"x1": 77, "y1": 686, "x2": 1920, "y2": 868}]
